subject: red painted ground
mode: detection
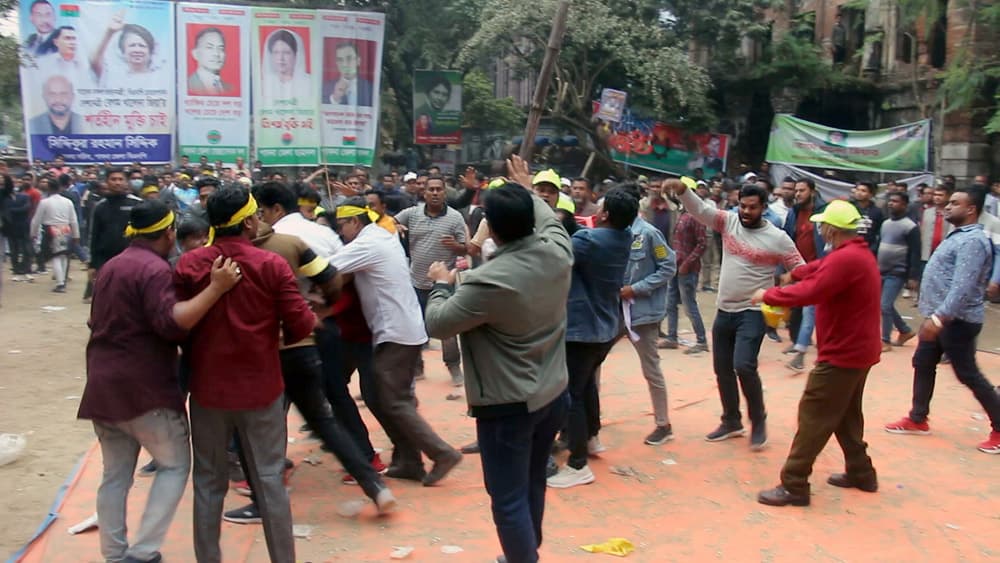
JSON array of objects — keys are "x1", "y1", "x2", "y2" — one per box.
[{"x1": 16, "y1": 338, "x2": 1000, "y2": 562}]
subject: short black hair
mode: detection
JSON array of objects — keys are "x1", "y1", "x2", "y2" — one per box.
[
  {"x1": 130, "y1": 200, "x2": 173, "y2": 240},
  {"x1": 298, "y1": 187, "x2": 321, "y2": 204},
  {"x1": 602, "y1": 187, "x2": 639, "y2": 230},
  {"x1": 253, "y1": 181, "x2": 297, "y2": 213},
  {"x1": 738, "y1": 183, "x2": 769, "y2": 206},
  {"x1": 856, "y1": 181, "x2": 877, "y2": 194},
  {"x1": 365, "y1": 188, "x2": 386, "y2": 203},
  {"x1": 616, "y1": 181, "x2": 642, "y2": 203},
  {"x1": 896, "y1": 180, "x2": 908, "y2": 189},
  {"x1": 195, "y1": 176, "x2": 220, "y2": 190},
  {"x1": 795, "y1": 178, "x2": 816, "y2": 191},
  {"x1": 781, "y1": 176, "x2": 796, "y2": 184},
  {"x1": 424, "y1": 72, "x2": 452, "y2": 97},
  {"x1": 572, "y1": 177, "x2": 591, "y2": 189},
  {"x1": 955, "y1": 187, "x2": 986, "y2": 215},
  {"x1": 30, "y1": 0, "x2": 52, "y2": 12},
  {"x1": 51, "y1": 26, "x2": 75, "y2": 42},
  {"x1": 105, "y1": 167, "x2": 126, "y2": 180},
  {"x1": 206, "y1": 187, "x2": 251, "y2": 237},
  {"x1": 177, "y1": 217, "x2": 209, "y2": 241},
  {"x1": 194, "y1": 27, "x2": 225, "y2": 49},
  {"x1": 888, "y1": 191, "x2": 910, "y2": 204},
  {"x1": 142, "y1": 174, "x2": 158, "y2": 187},
  {"x1": 483, "y1": 184, "x2": 535, "y2": 243},
  {"x1": 57, "y1": 173, "x2": 72, "y2": 188},
  {"x1": 339, "y1": 196, "x2": 373, "y2": 226}
]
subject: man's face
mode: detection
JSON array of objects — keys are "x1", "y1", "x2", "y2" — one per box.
[
  {"x1": 646, "y1": 180, "x2": 662, "y2": 197},
  {"x1": 335, "y1": 45, "x2": 359, "y2": 80},
  {"x1": 366, "y1": 193, "x2": 385, "y2": 214},
  {"x1": 707, "y1": 136, "x2": 721, "y2": 157},
  {"x1": 106, "y1": 172, "x2": 127, "y2": 195},
  {"x1": 944, "y1": 192, "x2": 975, "y2": 225},
  {"x1": 54, "y1": 28, "x2": 77, "y2": 60},
  {"x1": 181, "y1": 156, "x2": 190, "y2": 165},
  {"x1": 270, "y1": 39, "x2": 295, "y2": 77},
  {"x1": 415, "y1": 176, "x2": 428, "y2": 197},
  {"x1": 932, "y1": 189, "x2": 948, "y2": 207},
  {"x1": 404, "y1": 178, "x2": 417, "y2": 195},
  {"x1": 31, "y1": 2, "x2": 55, "y2": 35},
  {"x1": 920, "y1": 188, "x2": 933, "y2": 203},
  {"x1": 236, "y1": 157, "x2": 244, "y2": 167},
  {"x1": 780, "y1": 181, "x2": 795, "y2": 202},
  {"x1": 887, "y1": 195, "x2": 907, "y2": 216},
  {"x1": 427, "y1": 83, "x2": 450, "y2": 111},
  {"x1": 424, "y1": 179, "x2": 446, "y2": 207},
  {"x1": 43, "y1": 78, "x2": 74, "y2": 117},
  {"x1": 571, "y1": 181, "x2": 591, "y2": 205},
  {"x1": 794, "y1": 182, "x2": 813, "y2": 206},
  {"x1": 533, "y1": 183, "x2": 559, "y2": 209},
  {"x1": 344, "y1": 176, "x2": 363, "y2": 195},
  {"x1": 381, "y1": 175, "x2": 393, "y2": 187},
  {"x1": 193, "y1": 31, "x2": 226, "y2": 74},
  {"x1": 198, "y1": 185, "x2": 215, "y2": 205},
  {"x1": 854, "y1": 184, "x2": 872, "y2": 203},
  {"x1": 258, "y1": 203, "x2": 282, "y2": 226},
  {"x1": 738, "y1": 195, "x2": 765, "y2": 227},
  {"x1": 199, "y1": 156, "x2": 208, "y2": 165}
]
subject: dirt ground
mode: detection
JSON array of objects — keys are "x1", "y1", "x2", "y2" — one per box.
[{"x1": 2, "y1": 265, "x2": 1000, "y2": 560}]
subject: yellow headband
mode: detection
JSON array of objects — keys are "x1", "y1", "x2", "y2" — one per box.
[
  {"x1": 336, "y1": 205, "x2": 379, "y2": 222},
  {"x1": 124, "y1": 210, "x2": 174, "y2": 238},
  {"x1": 206, "y1": 195, "x2": 258, "y2": 245},
  {"x1": 298, "y1": 198, "x2": 318, "y2": 207}
]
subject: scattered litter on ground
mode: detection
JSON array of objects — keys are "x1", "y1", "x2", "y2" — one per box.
[
  {"x1": 661, "y1": 459, "x2": 678, "y2": 466},
  {"x1": 440, "y1": 545, "x2": 464, "y2": 554},
  {"x1": 41, "y1": 306, "x2": 66, "y2": 312},
  {"x1": 64, "y1": 395, "x2": 80, "y2": 400},
  {"x1": 945, "y1": 523, "x2": 961, "y2": 530},
  {"x1": 336, "y1": 500, "x2": 366, "y2": 517},
  {"x1": 303, "y1": 455, "x2": 323, "y2": 466},
  {"x1": 0, "y1": 434, "x2": 27, "y2": 466},
  {"x1": 445, "y1": 393, "x2": 463, "y2": 401},
  {"x1": 580, "y1": 537, "x2": 636, "y2": 556},
  {"x1": 67, "y1": 513, "x2": 98, "y2": 535},
  {"x1": 292, "y1": 524, "x2": 315, "y2": 538},
  {"x1": 8, "y1": 350, "x2": 21, "y2": 354},
  {"x1": 390, "y1": 546, "x2": 414, "y2": 559}
]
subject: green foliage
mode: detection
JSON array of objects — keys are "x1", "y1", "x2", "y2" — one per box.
[
  {"x1": 461, "y1": 68, "x2": 523, "y2": 132},
  {"x1": 931, "y1": 0, "x2": 1000, "y2": 133}
]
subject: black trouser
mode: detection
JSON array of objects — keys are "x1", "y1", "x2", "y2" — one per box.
[
  {"x1": 712, "y1": 310, "x2": 767, "y2": 428},
  {"x1": 238, "y1": 346, "x2": 384, "y2": 502},
  {"x1": 787, "y1": 307, "x2": 803, "y2": 343},
  {"x1": 781, "y1": 363, "x2": 875, "y2": 495},
  {"x1": 565, "y1": 340, "x2": 616, "y2": 469},
  {"x1": 909, "y1": 320, "x2": 1000, "y2": 432},
  {"x1": 8, "y1": 232, "x2": 32, "y2": 274},
  {"x1": 314, "y1": 318, "x2": 377, "y2": 462}
]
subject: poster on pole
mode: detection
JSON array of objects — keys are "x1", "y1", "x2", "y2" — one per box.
[
  {"x1": 599, "y1": 103, "x2": 729, "y2": 177},
  {"x1": 317, "y1": 11, "x2": 384, "y2": 166},
  {"x1": 177, "y1": 3, "x2": 250, "y2": 164},
  {"x1": 19, "y1": 0, "x2": 175, "y2": 164},
  {"x1": 765, "y1": 114, "x2": 930, "y2": 173},
  {"x1": 595, "y1": 88, "x2": 626, "y2": 123},
  {"x1": 251, "y1": 7, "x2": 320, "y2": 166},
  {"x1": 413, "y1": 69, "x2": 462, "y2": 145}
]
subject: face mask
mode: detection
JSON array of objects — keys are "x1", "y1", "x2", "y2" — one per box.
[{"x1": 130, "y1": 179, "x2": 143, "y2": 189}]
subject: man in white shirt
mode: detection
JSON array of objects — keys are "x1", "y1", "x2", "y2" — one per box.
[
  {"x1": 36, "y1": 26, "x2": 95, "y2": 90},
  {"x1": 330, "y1": 197, "x2": 462, "y2": 486},
  {"x1": 30, "y1": 177, "x2": 79, "y2": 293},
  {"x1": 255, "y1": 182, "x2": 343, "y2": 258},
  {"x1": 187, "y1": 27, "x2": 234, "y2": 97}
]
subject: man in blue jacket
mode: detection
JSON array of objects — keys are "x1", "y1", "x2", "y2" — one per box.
[
  {"x1": 619, "y1": 183, "x2": 677, "y2": 445},
  {"x1": 548, "y1": 187, "x2": 638, "y2": 489}
]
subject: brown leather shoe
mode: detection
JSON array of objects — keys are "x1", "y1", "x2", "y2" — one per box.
[
  {"x1": 757, "y1": 485, "x2": 810, "y2": 507},
  {"x1": 384, "y1": 464, "x2": 426, "y2": 482},
  {"x1": 827, "y1": 473, "x2": 878, "y2": 492},
  {"x1": 423, "y1": 450, "x2": 462, "y2": 486}
]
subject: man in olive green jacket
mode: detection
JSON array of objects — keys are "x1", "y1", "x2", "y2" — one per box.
[{"x1": 425, "y1": 168, "x2": 572, "y2": 563}]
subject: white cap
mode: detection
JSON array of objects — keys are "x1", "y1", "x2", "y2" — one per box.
[
  {"x1": 403, "y1": 172, "x2": 417, "y2": 182},
  {"x1": 741, "y1": 172, "x2": 758, "y2": 183},
  {"x1": 561, "y1": 177, "x2": 571, "y2": 187}
]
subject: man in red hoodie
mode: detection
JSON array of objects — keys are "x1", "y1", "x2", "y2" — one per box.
[{"x1": 751, "y1": 200, "x2": 882, "y2": 507}]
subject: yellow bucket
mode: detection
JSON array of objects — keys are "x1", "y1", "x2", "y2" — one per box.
[{"x1": 761, "y1": 303, "x2": 790, "y2": 328}]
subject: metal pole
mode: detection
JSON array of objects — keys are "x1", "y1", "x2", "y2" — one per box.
[{"x1": 518, "y1": 0, "x2": 570, "y2": 163}]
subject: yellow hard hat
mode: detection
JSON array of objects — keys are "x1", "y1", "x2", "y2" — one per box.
[
  {"x1": 532, "y1": 169, "x2": 561, "y2": 188},
  {"x1": 810, "y1": 200, "x2": 862, "y2": 230},
  {"x1": 761, "y1": 303, "x2": 791, "y2": 329}
]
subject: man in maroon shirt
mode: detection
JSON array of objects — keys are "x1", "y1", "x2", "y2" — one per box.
[
  {"x1": 174, "y1": 187, "x2": 316, "y2": 563},
  {"x1": 79, "y1": 200, "x2": 241, "y2": 563},
  {"x1": 752, "y1": 201, "x2": 881, "y2": 507}
]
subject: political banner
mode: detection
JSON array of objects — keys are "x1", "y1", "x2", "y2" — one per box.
[
  {"x1": 317, "y1": 11, "x2": 384, "y2": 166},
  {"x1": 595, "y1": 88, "x2": 626, "y2": 123},
  {"x1": 599, "y1": 104, "x2": 729, "y2": 177},
  {"x1": 765, "y1": 114, "x2": 930, "y2": 173},
  {"x1": 251, "y1": 7, "x2": 320, "y2": 166},
  {"x1": 19, "y1": 0, "x2": 175, "y2": 164},
  {"x1": 413, "y1": 69, "x2": 462, "y2": 145},
  {"x1": 177, "y1": 3, "x2": 250, "y2": 163}
]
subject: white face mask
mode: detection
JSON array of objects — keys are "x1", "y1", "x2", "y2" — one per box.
[{"x1": 129, "y1": 179, "x2": 143, "y2": 189}]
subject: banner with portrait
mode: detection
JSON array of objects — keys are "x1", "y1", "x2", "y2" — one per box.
[
  {"x1": 176, "y1": 3, "x2": 250, "y2": 163},
  {"x1": 19, "y1": 0, "x2": 175, "y2": 164},
  {"x1": 316, "y1": 11, "x2": 384, "y2": 166},
  {"x1": 765, "y1": 114, "x2": 931, "y2": 173},
  {"x1": 251, "y1": 7, "x2": 320, "y2": 166},
  {"x1": 413, "y1": 69, "x2": 462, "y2": 145},
  {"x1": 599, "y1": 104, "x2": 729, "y2": 177}
]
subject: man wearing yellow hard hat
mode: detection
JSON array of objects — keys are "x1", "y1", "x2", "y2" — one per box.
[{"x1": 751, "y1": 199, "x2": 882, "y2": 507}]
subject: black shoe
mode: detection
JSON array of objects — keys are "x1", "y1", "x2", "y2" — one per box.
[
  {"x1": 299, "y1": 422, "x2": 311, "y2": 432},
  {"x1": 460, "y1": 441, "x2": 480, "y2": 454},
  {"x1": 827, "y1": 473, "x2": 878, "y2": 493},
  {"x1": 757, "y1": 485, "x2": 810, "y2": 507},
  {"x1": 52, "y1": 284, "x2": 66, "y2": 293},
  {"x1": 223, "y1": 503, "x2": 262, "y2": 524},
  {"x1": 765, "y1": 328, "x2": 782, "y2": 343},
  {"x1": 122, "y1": 554, "x2": 162, "y2": 563},
  {"x1": 423, "y1": 450, "x2": 462, "y2": 486},
  {"x1": 384, "y1": 464, "x2": 426, "y2": 482},
  {"x1": 705, "y1": 423, "x2": 745, "y2": 442},
  {"x1": 644, "y1": 425, "x2": 674, "y2": 445},
  {"x1": 750, "y1": 421, "x2": 767, "y2": 451}
]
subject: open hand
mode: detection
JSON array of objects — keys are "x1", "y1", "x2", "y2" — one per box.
[
  {"x1": 506, "y1": 155, "x2": 532, "y2": 188},
  {"x1": 209, "y1": 256, "x2": 242, "y2": 292}
]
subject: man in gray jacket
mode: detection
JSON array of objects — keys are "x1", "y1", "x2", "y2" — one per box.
[{"x1": 425, "y1": 156, "x2": 572, "y2": 563}]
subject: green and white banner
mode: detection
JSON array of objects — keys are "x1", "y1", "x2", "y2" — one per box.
[{"x1": 765, "y1": 114, "x2": 930, "y2": 173}]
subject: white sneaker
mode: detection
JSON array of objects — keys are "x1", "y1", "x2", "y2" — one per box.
[
  {"x1": 587, "y1": 436, "x2": 606, "y2": 456},
  {"x1": 546, "y1": 464, "x2": 595, "y2": 489}
]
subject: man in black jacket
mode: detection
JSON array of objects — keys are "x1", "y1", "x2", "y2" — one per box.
[{"x1": 86, "y1": 168, "x2": 141, "y2": 301}]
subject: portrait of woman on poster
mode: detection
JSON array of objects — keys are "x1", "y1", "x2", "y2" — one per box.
[
  {"x1": 90, "y1": 11, "x2": 167, "y2": 88},
  {"x1": 260, "y1": 28, "x2": 312, "y2": 105}
]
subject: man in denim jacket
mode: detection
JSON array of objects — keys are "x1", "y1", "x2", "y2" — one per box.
[{"x1": 620, "y1": 183, "x2": 677, "y2": 445}]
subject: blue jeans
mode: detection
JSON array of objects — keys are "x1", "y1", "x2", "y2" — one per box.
[
  {"x1": 712, "y1": 310, "x2": 767, "y2": 427},
  {"x1": 880, "y1": 275, "x2": 911, "y2": 342},
  {"x1": 478, "y1": 391, "x2": 569, "y2": 563},
  {"x1": 666, "y1": 272, "x2": 707, "y2": 344},
  {"x1": 793, "y1": 305, "x2": 816, "y2": 352}
]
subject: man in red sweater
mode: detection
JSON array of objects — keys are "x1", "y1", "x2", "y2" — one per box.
[{"x1": 751, "y1": 200, "x2": 882, "y2": 507}]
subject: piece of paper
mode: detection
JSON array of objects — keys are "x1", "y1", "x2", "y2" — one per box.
[{"x1": 622, "y1": 299, "x2": 640, "y2": 342}]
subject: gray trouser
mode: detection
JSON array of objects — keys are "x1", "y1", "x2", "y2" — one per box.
[
  {"x1": 628, "y1": 323, "x2": 670, "y2": 427},
  {"x1": 374, "y1": 342, "x2": 454, "y2": 469},
  {"x1": 190, "y1": 395, "x2": 292, "y2": 563},
  {"x1": 93, "y1": 408, "x2": 191, "y2": 563}
]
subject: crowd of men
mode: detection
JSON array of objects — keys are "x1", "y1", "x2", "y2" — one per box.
[{"x1": 1, "y1": 152, "x2": 999, "y2": 563}]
